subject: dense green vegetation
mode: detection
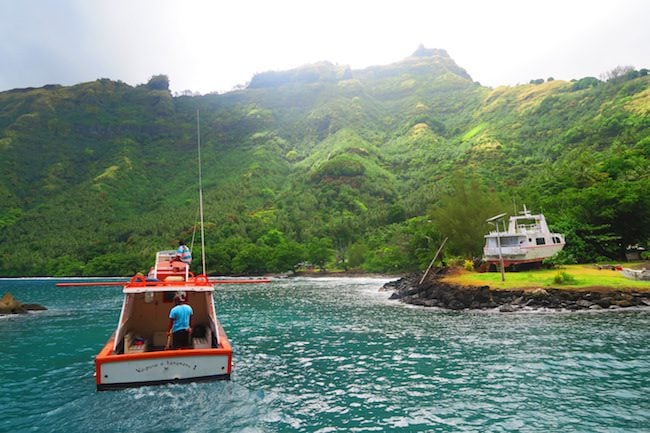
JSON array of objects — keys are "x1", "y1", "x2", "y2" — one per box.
[{"x1": 0, "y1": 49, "x2": 648, "y2": 276}]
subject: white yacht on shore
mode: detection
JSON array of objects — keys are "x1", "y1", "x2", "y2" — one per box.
[{"x1": 483, "y1": 206, "x2": 565, "y2": 270}]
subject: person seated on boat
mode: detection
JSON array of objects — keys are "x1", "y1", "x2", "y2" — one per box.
[
  {"x1": 167, "y1": 291, "x2": 193, "y2": 349},
  {"x1": 171, "y1": 240, "x2": 192, "y2": 270},
  {"x1": 146, "y1": 267, "x2": 158, "y2": 281}
]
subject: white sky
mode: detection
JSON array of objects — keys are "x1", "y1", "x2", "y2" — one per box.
[{"x1": 1, "y1": 0, "x2": 649, "y2": 94}]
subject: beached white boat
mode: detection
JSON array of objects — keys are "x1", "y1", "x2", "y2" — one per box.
[
  {"x1": 93, "y1": 251, "x2": 232, "y2": 390},
  {"x1": 483, "y1": 206, "x2": 565, "y2": 269},
  {"x1": 621, "y1": 268, "x2": 650, "y2": 281}
]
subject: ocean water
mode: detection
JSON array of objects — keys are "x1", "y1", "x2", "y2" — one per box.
[{"x1": 1, "y1": 277, "x2": 649, "y2": 433}]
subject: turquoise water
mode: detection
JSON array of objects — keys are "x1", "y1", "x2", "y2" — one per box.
[{"x1": 1, "y1": 277, "x2": 649, "y2": 433}]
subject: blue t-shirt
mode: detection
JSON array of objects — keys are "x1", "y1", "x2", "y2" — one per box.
[{"x1": 169, "y1": 304, "x2": 193, "y2": 333}]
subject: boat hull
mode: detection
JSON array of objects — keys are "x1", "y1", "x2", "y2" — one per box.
[
  {"x1": 483, "y1": 244, "x2": 565, "y2": 267},
  {"x1": 621, "y1": 268, "x2": 650, "y2": 281},
  {"x1": 95, "y1": 335, "x2": 232, "y2": 391}
]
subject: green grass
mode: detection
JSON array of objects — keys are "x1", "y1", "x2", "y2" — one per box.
[
  {"x1": 446, "y1": 264, "x2": 650, "y2": 290},
  {"x1": 462, "y1": 122, "x2": 487, "y2": 141}
]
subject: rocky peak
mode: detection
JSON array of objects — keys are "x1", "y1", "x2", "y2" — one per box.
[{"x1": 410, "y1": 45, "x2": 450, "y2": 59}]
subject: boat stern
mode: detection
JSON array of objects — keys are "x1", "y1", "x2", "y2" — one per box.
[
  {"x1": 95, "y1": 342, "x2": 232, "y2": 391},
  {"x1": 95, "y1": 327, "x2": 233, "y2": 391}
]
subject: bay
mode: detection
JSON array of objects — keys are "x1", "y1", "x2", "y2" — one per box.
[{"x1": 1, "y1": 277, "x2": 649, "y2": 432}]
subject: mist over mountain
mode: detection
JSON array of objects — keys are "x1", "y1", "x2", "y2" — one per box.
[{"x1": 0, "y1": 48, "x2": 648, "y2": 276}]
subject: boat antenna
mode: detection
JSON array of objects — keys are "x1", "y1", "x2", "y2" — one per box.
[
  {"x1": 189, "y1": 206, "x2": 199, "y2": 252},
  {"x1": 197, "y1": 109, "x2": 207, "y2": 276}
]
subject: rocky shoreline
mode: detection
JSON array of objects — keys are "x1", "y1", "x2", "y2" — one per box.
[{"x1": 382, "y1": 268, "x2": 650, "y2": 312}]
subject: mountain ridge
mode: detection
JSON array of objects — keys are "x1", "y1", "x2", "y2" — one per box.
[
  {"x1": 0, "y1": 49, "x2": 648, "y2": 276},
  {"x1": 247, "y1": 46, "x2": 472, "y2": 90}
]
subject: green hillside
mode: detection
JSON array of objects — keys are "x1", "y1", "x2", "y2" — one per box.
[{"x1": 0, "y1": 49, "x2": 648, "y2": 276}]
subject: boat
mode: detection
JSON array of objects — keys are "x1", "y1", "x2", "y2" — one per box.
[
  {"x1": 483, "y1": 206, "x2": 565, "y2": 270},
  {"x1": 56, "y1": 112, "x2": 271, "y2": 390},
  {"x1": 621, "y1": 268, "x2": 650, "y2": 281},
  {"x1": 65, "y1": 112, "x2": 258, "y2": 390},
  {"x1": 92, "y1": 252, "x2": 233, "y2": 390},
  {"x1": 55, "y1": 258, "x2": 270, "y2": 390}
]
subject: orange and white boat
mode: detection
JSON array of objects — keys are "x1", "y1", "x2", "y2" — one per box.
[
  {"x1": 93, "y1": 251, "x2": 232, "y2": 391},
  {"x1": 57, "y1": 114, "x2": 269, "y2": 390}
]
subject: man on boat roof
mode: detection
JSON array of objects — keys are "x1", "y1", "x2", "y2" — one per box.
[{"x1": 171, "y1": 240, "x2": 192, "y2": 268}]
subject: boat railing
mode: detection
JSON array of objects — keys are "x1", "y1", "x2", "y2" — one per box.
[{"x1": 125, "y1": 274, "x2": 213, "y2": 288}]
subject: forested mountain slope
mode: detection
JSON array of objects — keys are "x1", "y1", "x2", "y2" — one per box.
[{"x1": 0, "y1": 48, "x2": 648, "y2": 276}]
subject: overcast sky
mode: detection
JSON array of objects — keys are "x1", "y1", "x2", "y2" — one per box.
[{"x1": 1, "y1": 0, "x2": 649, "y2": 94}]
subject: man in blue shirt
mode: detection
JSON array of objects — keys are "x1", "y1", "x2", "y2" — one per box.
[{"x1": 167, "y1": 291, "x2": 193, "y2": 349}]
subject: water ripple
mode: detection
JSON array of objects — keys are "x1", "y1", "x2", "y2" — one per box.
[{"x1": 1, "y1": 278, "x2": 649, "y2": 432}]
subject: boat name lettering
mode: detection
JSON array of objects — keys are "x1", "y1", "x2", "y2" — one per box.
[
  {"x1": 135, "y1": 363, "x2": 162, "y2": 373},
  {"x1": 165, "y1": 360, "x2": 197, "y2": 370},
  {"x1": 134, "y1": 360, "x2": 197, "y2": 373}
]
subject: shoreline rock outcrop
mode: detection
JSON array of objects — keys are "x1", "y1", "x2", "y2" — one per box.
[
  {"x1": 382, "y1": 268, "x2": 650, "y2": 312},
  {"x1": 0, "y1": 292, "x2": 47, "y2": 315}
]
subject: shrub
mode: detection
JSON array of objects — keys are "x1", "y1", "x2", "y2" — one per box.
[
  {"x1": 544, "y1": 250, "x2": 577, "y2": 266},
  {"x1": 439, "y1": 256, "x2": 463, "y2": 268},
  {"x1": 552, "y1": 271, "x2": 577, "y2": 285}
]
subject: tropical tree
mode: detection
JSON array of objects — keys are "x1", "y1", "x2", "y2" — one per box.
[
  {"x1": 306, "y1": 237, "x2": 334, "y2": 271},
  {"x1": 430, "y1": 173, "x2": 505, "y2": 258}
]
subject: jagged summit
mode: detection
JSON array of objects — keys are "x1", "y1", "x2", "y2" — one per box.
[
  {"x1": 356, "y1": 45, "x2": 473, "y2": 83},
  {"x1": 410, "y1": 45, "x2": 450, "y2": 59}
]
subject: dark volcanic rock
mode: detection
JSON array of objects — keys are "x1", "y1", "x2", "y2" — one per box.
[
  {"x1": 0, "y1": 292, "x2": 47, "y2": 314},
  {"x1": 383, "y1": 268, "x2": 650, "y2": 311}
]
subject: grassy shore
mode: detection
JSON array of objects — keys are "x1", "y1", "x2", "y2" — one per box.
[{"x1": 443, "y1": 264, "x2": 650, "y2": 291}]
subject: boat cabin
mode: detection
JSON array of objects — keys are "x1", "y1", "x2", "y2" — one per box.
[{"x1": 114, "y1": 283, "x2": 219, "y2": 354}]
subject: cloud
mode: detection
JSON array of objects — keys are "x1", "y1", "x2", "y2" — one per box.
[{"x1": 1, "y1": 0, "x2": 649, "y2": 93}]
